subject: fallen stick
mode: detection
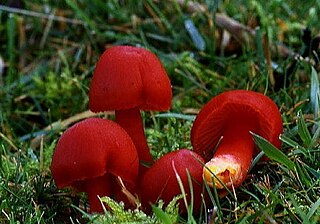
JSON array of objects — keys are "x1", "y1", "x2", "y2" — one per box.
[
  {"x1": 29, "y1": 110, "x2": 112, "y2": 148},
  {"x1": 175, "y1": 0, "x2": 297, "y2": 58}
]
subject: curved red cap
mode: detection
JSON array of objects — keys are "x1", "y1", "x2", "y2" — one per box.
[
  {"x1": 140, "y1": 149, "x2": 204, "y2": 214},
  {"x1": 51, "y1": 117, "x2": 139, "y2": 189},
  {"x1": 191, "y1": 90, "x2": 283, "y2": 160},
  {"x1": 89, "y1": 45, "x2": 172, "y2": 112}
]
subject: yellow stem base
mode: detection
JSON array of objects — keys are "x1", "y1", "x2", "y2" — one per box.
[{"x1": 203, "y1": 155, "x2": 241, "y2": 189}]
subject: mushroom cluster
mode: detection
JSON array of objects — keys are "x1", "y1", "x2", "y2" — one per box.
[
  {"x1": 51, "y1": 45, "x2": 205, "y2": 213},
  {"x1": 51, "y1": 45, "x2": 283, "y2": 214}
]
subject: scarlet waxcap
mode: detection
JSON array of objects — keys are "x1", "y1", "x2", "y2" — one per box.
[
  {"x1": 140, "y1": 149, "x2": 204, "y2": 214},
  {"x1": 89, "y1": 45, "x2": 172, "y2": 112},
  {"x1": 191, "y1": 90, "x2": 283, "y2": 160},
  {"x1": 51, "y1": 118, "x2": 139, "y2": 189}
]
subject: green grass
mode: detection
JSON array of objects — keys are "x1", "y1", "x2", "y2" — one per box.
[{"x1": 1, "y1": 0, "x2": 320, "y2": 223}]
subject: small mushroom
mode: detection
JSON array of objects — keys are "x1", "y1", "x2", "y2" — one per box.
[
  {"x1": 50, "y1": 118, "x2": 139, "y2": 213},
  {"x1": 191, "y1": 90, "x2": 283, "y2": 189},
  {"x1": 139, "y1": 149, "x2": 205, "y2": 214},
  {"x1": 89, "y1": 45, "x2": 172, "y2": 172}
]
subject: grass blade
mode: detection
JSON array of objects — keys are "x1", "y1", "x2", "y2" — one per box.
[
  {"x1": 289, "y1": 194, "x2": 311, "y2": 224},
  {"x1": 255, "y1": 27, "x2": 265, "y2": 69},
  {"x1": 305, "y1": 165, "x2": 320, "y2": 179},
  {"x1": 184, "y1": 19, "x2": 206, "y2": 51},
  {"x1": 249, "y1": 150, "x2": 265, "y2": 172},
  {"x1": 307, "y1": 197, "x2": 320, "y2": 220},
  {"x1": 297, "y1": 110, "x2": 312, "y2": 147},
  {"x1": 152, "y1": 206, "x2": 173, "y2": 224},
  {"x1": 65, "y1": 0, "x2": 98, "y2": 34},
  {"x1": 172, "y1": 161, "x2": 197, "y2": 224},
  {"x1": 310, "y1": 66, "x2": 319, "y2": 123},
  {"x1": 251, "y1": 132, "x2": 295, "y2": 170},
  {"x1": 279, "y1": 134, "x2": 308, "y2": 156},
  {"x1": 145, "y1": 0, "x2": 175, "y2": 37},
  {"x1": 155, "y1": 113, "x2": 196, "y2": 121},
  {"x1": 6, "y1": 13, "x2": 16, "y2": 82},
  {"x1": 295, "y1": 162, "x2": 312, "y2": 188}
]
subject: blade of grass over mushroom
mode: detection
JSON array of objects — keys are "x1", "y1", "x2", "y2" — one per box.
[
  {"x1": 251, "y1": 132, "x2": 295, "y2": 170},
  {"x1": 192, "y1": 150, "x2": 237, "y2": 202},
  {"x1": 172, "y1": 161, "x2": 196, "y2": 224},
  {"x1": 190, "y1": 151, "x2": 224, "y2": 221},
  {"x1": 249, "y1": 151, "x2": 265, "y2": 172},
  {"x1": 203, "y1": 178, "x2": 224, "y2": 222},
  {"x1": 203, "y1": 165, "x2": 231, "y2": 193},
  {"x1": 186, "y1": 171, "x2": 194, "y2": 215}
]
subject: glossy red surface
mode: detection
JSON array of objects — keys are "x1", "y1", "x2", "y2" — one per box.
[
  {"x1": 88, "y1": 45, "x2": 172, "y2": 169},
  {"x1": 89, "y1": 45, "x2": 172, "y2": 111},
  {"x1": 191, "y1": 90, "x2": 283, "y2": 161},
  {"x1": 51, "y1": 118, "x2": 139, "y2": 213},
  {"x1": 140, "y1": 149, "x2": 205, "y2": 214},
  {"x1": 191, "y1": 90, "x2": 283, "y2": 189}
]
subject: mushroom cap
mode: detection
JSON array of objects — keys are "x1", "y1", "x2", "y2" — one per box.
[
  {"x1": 89, "y1": 45, "x2": 172, "y2": 112},
  {"x1": 140, "y1": 149, "x2": 204, "y2": 214},
  {"x1": 51, "y1": 117, "x2": 139, "y2": 189},
  {"x1": 191, "y1": 90, "x2": 283, "y2": 160}
]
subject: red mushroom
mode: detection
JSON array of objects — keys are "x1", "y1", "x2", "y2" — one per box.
[
  {"x1": 139, "y1": 149, "x2": 205, "y2": 214},
  {"x1": 50, "y1": 118, "x2": 139, "y2": 213},
  {"x1": 89, "y1": 45, "x2": 172, "y2": 172},
  {"x1": 191, "y1": 90, "x2": 283, "y2": 189}
]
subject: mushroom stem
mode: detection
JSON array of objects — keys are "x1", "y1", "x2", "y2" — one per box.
[
  {"x1": 115, "y1": 108, "x2": 153, "y2": 173},
  {"x1": 203, "y1": 122, "x2": 255, "y2": 189},
  {"x1": 82, "y1": 174, "x2": 113, "y2": 213},
  {"x1": 74, "y1": 174, "x2": 112, "y2": 213}
]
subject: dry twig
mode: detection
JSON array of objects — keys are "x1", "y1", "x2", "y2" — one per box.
[
  {"x1": 30, "y1": 110, "x2": 111, "y2": 148},
  {"x1": 175, "y1": 0, "x2": 297, "y2": 58}
]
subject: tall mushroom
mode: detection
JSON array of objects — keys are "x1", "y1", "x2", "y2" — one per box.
[
  {"x1": 89, "y1": 45, "x2": 172, "y2": 172},
  {"x1": 191, "y1": 90, "x2": 283, "y2": 189},
  {"x1": 139, "y1": 149, "x2": 205, "y2": 214},
  {"x1": 51, "y1": 118, "x2": 139, "y2": 213}
]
